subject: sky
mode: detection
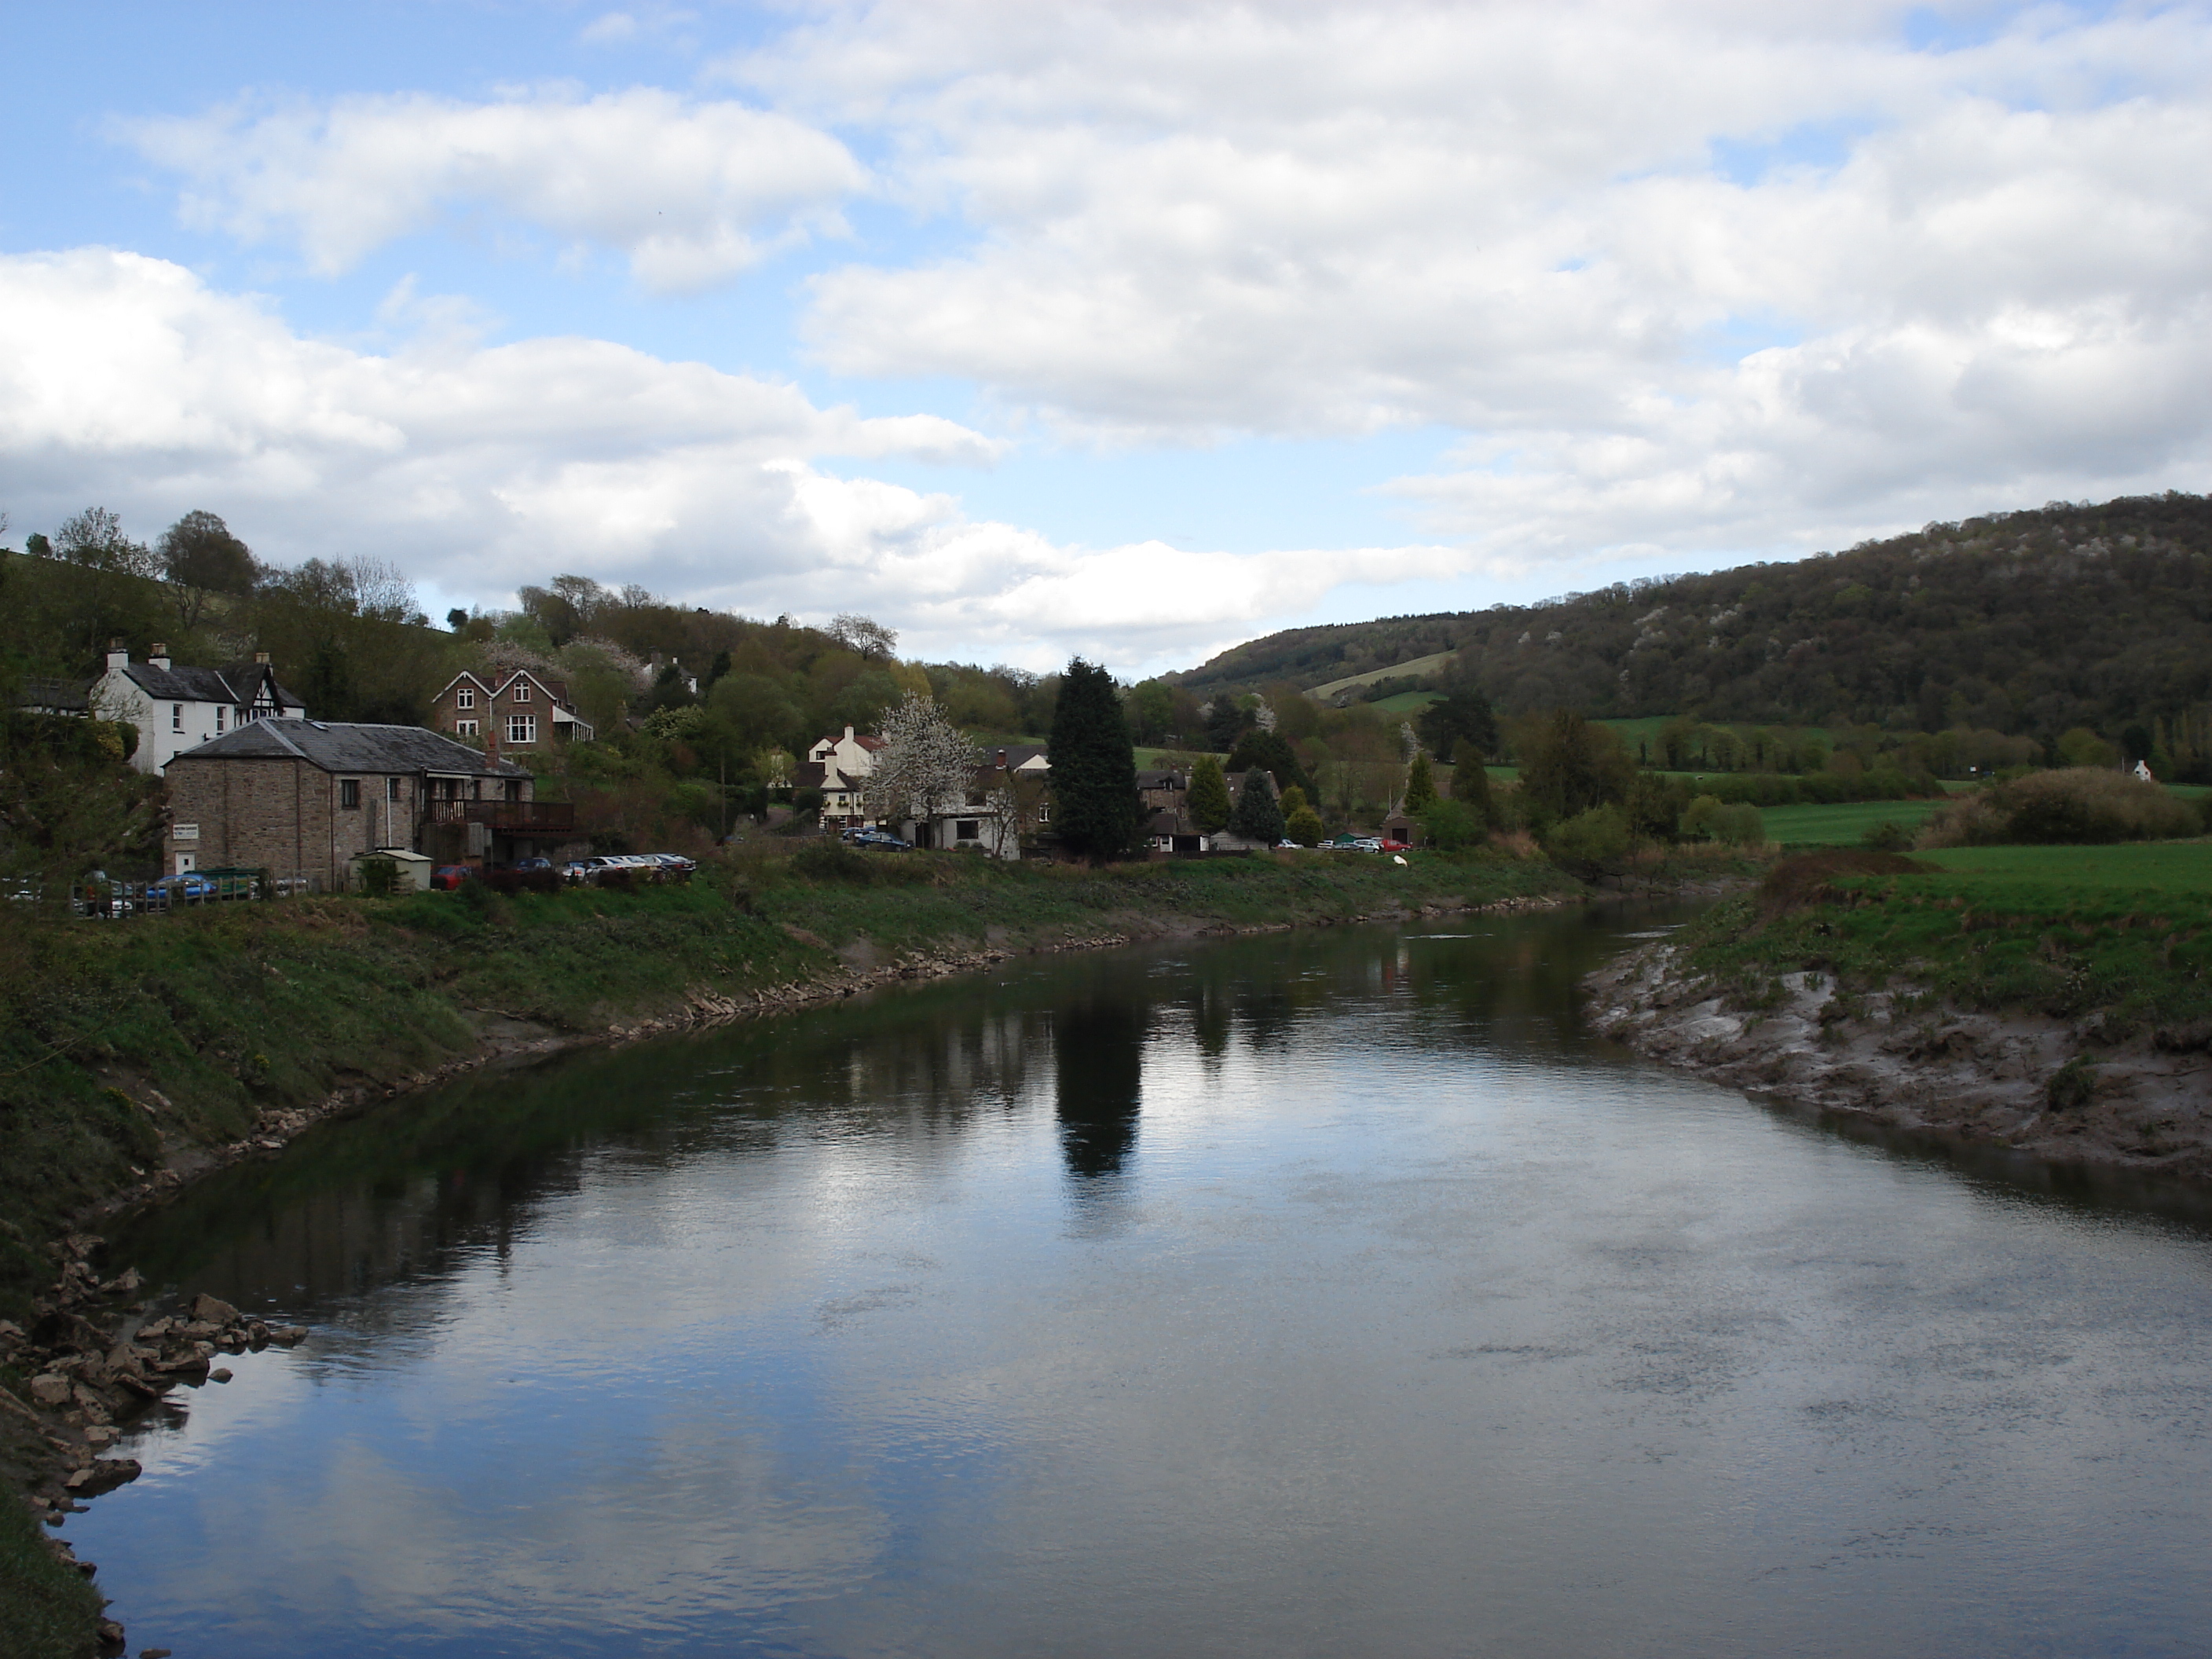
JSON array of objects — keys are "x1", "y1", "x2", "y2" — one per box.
[{"x1": 2, "y1": 1, "x2": 2208, "y2": 676}]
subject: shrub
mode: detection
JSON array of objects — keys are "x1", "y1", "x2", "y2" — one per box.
[
  {"x1": 1284, "y1": 804, "x2": 1325, "y2": 846},
  {"x1": 355, "y1": 855, "x2": 402, "y2": 896},
  {"x1": 1421, "y1": 798, "x2": 1485, "y2": 852},
  {"x1": 1862, "y1": 819, "x2": 1917, "y2": 852},
  {"x1": 1918, "y1": 768, "x2": 2197, "y2": 847},
  {"x1": 1544, "y1": 804, "x2": 1630, "y2": 870}
]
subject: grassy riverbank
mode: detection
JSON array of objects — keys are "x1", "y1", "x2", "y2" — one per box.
[
  {"x1": 0, "y1": 846, "x2": 1582, "y2": 1325},
  {"x1": 1674, "y1": 841, "x2": 2212, "y2": 1033}
]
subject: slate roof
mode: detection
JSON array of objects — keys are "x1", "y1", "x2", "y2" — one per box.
[
  {"x1": 171, "y1": 720, "x2": 530, "y2": 777},
  {"x1": 984, "y1": 743, "x2": 1049, "y2": 771},
  {"x1": 1134, "y1": 768, "x2": 1185, "y2": 790},
  {"x1": 17, "y1": 677, "x2": 93, "y2": 714},
  {"x1": 119, "y1": 661, "x2": 306, "y2": 710},
  {"x1": 792, "y1": 760, "x2": 830, "y2": 789}
]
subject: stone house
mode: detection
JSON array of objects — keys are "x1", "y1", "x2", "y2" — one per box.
[
  {"x1": 163, "y1": 720, "x2": 566, "y2": 886},
  {"x1": 428, "y1": 668, "x2": 594, "y2": 753},
  {"x1": 85, "y1": 642, "x2": 306, "y2": 774}
]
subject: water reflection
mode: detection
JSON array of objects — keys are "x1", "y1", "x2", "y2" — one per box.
[
  {"x1": 75, "y1": 900, "x2": 2212, "y2": 1659},
  {"x1": 1053, "y1": 997, "x2": 1147, "y2": 1180}
]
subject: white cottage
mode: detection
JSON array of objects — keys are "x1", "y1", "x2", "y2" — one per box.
[{"x1": 91, "y1": 643, "x2": 307, "y2": 775}]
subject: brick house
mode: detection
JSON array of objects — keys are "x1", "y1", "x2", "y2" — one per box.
[
  {"x1": 163, "y1": 720, "x2": 569, "y2": 886},
  {"x1": 428, "y1": 668, "x2": 594, "y2": 753}
]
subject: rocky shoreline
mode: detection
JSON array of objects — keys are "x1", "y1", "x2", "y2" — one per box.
[
  {"x1": 1585, "y1": 937, "x2": 2212, "y2": 1183},
  {"x1": 11, "y1": 888, "x2": 1582, "y2": 1655}
]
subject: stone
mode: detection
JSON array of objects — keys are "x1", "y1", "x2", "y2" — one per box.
[
  {"x1": 64, "y1": 1458, "x2": 141, "y2": 1496},
  {"x1": 142, "y1": 1650, "x2": 175, "y2": 1658},
  {"x1": 210, "y1": 1368, "x2": 233, "y2": 1383},
  {"x1": 28, "y1": 1374, "x2": 71, "y2": 1406},
  {"x1": 189, "y1": 1293, "x2": 240, "y2": 1326}
]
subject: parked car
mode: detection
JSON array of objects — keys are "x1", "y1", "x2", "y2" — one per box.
[
  {"x1": 647, "y1": 851, "x2": 697, "y2": 876},
  {"x1": 581, "y1": 854, "x2": 665, "y2": 885},
  {"x1": 153, "y1": 872, "x2": 214, "y2": 903},
  {"x1": 847, "y1": 828, "x2": 913, "y2": 851},
  {"x1": 508, "y1": 857, "x2": 555, "y2": 873},
  {"x1": 558, "y1": 860, "x2": 593, "y2": 884},
  {"x1": 430, "y1": 865, "x2": 475, "y2": 891},
  {"x1": 1376, "y1": 839, "x2": 1412, "y2": 853}
]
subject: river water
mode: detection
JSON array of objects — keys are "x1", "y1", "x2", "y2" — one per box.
[{"x1": 71, "y1": 906, "x2": 2212, "y2": 1657}]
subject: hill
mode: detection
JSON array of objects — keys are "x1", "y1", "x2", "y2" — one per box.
[{"x1": 1175, "y1": 493, "x2": 2212, "y2": 749}]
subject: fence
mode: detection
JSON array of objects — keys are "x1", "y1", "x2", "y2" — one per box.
[{"x1": 62, "y1": 870, "x2": 317, "y2": 918}]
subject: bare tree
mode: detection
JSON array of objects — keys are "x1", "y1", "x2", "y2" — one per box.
[
  {"x1": 828, "y1": 613, "x2": 899, "y2": 660},
  {"x1": 866, "y1": 693, "x2": 977, "y2": 830}
]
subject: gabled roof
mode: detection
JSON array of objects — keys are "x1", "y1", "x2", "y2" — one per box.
[
  {"x1": 17, "y1": 676, "x2": 93, "y2": 714},
  {"x1": 792, "y1": 760, "x2": 830, "y2": 789},
  {"x1": 986, "y1": 742, "x2": 1049, "y2": 771},
  {"x1": 171, "y1": 720, "x2": 530, "y2": 777},
  {"x1": 1134, "y1": 769, "x2": 1185, "y2": 789},
  {"x1": 117, "y1": 661, "x2": 306, "y2": 710}
]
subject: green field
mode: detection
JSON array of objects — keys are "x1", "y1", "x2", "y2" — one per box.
[
  {"x1": 1306, "y1": 650, "x2": 1456, "y2": 700},
  {"x1": 1369, "y1": 689, "x2": 1441, "y2": 715},
  {"x1": 1917, "y1": 840, "x2": 2212, "y2": 895},
  {"x1": 1757, "y1": 798, "x2": 1944, "y2": 847}
]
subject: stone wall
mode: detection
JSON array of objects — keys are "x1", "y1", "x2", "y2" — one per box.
[{"x1": 165, "y1": 760, "x2": 426, "y2": 886}]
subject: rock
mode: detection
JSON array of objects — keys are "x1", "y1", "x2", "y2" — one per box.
[
  {"x1": 210, "y1": 1368, "x2": 233, "y2": 1383},
  {"x1": 101, "y1": 1269, "x2": 144, "y2": 1295},
  {"x1": 28, "y1": 1373, "x2": 71, "y2": 1406},
  {"x1": 86, "y1": 1425, "x2": 119, "y2": 1448},
  {"x1": 64, "y1": 1458, "x2": 141, "y2": 1496},
  {"x1": 142, "y1": 1650, "x2": 175, "y2": 1658},
  {"x1": 189, "y1": 1293, "x2": 240, "y2": 1326},
  {"x1": 268, "y1": 1325, "x2": 309, "y2": 1346}
]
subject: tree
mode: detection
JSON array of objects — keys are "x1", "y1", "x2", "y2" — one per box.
[
  {"x1": 1188, "y1": 755, "x2": 1232, "y2": 833},
  {"x1": 156, "y1": 511, "x2": 258, "y2": 632},
  {"x1": 1049, "y1": 659, "x2": 1140, "y2": 860},
  {"x1": 1225, "y1": 727, "x2": 1316, "y2": 804},
  {"x1": 1420, "y1": 798, "x2": 1483, "y2": 851},
  {"x1": 1450, "y1": 738, "x2": 1492, "y2": 826},
  {"x1": 1230, "y1": 768, "x2": 1286, "y2": 843},
  {"x1": 1418, "y1": 686, "x2": 1497, "y2": 760},
  {"x1": 1284, "y1": 803, "x2": 1325, "y2": 846},
  {"x1": 866, "y1": 692, "x2": 978, "y2": 828},
  {"x1": 1404, "y1": 751, "x2": 1437, "y2": 814},
  {"x1": 1126, "y1": 679, "x2": 1176, "y2": 744},
  {"x1": 1518, "y1": 711, "x2": 1635, "y2": 821},
  {"x1": 53, "y1": 507, "x2": 159, "y2": 658},
  {"x1": 827, "y1": 613, "x2": 898, "y2": 660}
]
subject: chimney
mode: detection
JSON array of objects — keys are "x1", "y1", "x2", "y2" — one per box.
[
  {"x1": 104, "y1": 639, "x2": 129, "y2": 671},
  {"x1": 997, "y1": 749, "x2": 1008, "y2": 769},
  {"x1": 844, "y1": 725, "x2": 856, "y2": 742},
  {"x1": 148, "y1": 642, "x2": 171, "y2": 671},
  {"x1": 254, "y1": 650, "x2": 271, "y2": 665}
]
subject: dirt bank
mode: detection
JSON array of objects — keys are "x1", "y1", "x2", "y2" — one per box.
[{"x1": 1586, "y1": 939, "x2": 2212, "y2": 1182}]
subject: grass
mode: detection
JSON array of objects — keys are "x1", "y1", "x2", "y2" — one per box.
[
  {"x1": 1676, "y1": 837, "x2": 2212, "y2": 1037},
  {"x1": 0, "y1": 1492, "x2": 101, "y2": 1659},
  {"x1": 1306, "y1": 650, "x2": 1458, "y2": 700},
  {"x1": 1758, "y1": 798, "x2": 1947, "y2": 847},
  {"x1": 1369, "y1": 690, "x2": 1441, "y2": 715}
]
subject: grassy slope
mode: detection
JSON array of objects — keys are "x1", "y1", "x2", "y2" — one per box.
[
  {"x1": 1306, "y1": 651, "x2": 1458, "y2": 699},
  {"x1": 1758, "y1": 798, "x2": 1946, "y2": 847},
  {"x1": 0, "y1": 1492, "x2": 100, "y2": 1659},
  {"x1": 0, "y1": 849, "x2": 1580, "y2": 1323},
  {"x1": 1678, "y1": 839, "x2": 2212, "y2": 1034}
]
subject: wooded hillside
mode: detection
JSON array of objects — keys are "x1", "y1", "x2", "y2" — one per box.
[{"x1": 1175, "y1": 493, "x2": 2212, "y2": 746}]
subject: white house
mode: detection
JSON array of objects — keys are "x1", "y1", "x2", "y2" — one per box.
[
  {"x1": 91, "y1": 642, "x2": 307, "y2": 775},
  {"x1": 804, "y1": 725, "x2": 887, "y2": 828}
]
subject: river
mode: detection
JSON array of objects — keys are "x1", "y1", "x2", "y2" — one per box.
[{"x1": 71, "y1": 905, "x2": 2212, "y2": 1656}]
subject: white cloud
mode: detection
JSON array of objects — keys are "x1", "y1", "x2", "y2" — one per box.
[
  {"x1": 120, "y1": 88, "x2": 867, "y2": 291},
  {"x1": 0, "y1": 249, "x2": 1463, "y2": 672}
]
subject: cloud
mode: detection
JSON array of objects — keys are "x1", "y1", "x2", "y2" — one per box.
[
  {"x1": 120, "y1": 88, "x2": 867, "y2": 290},
  {"x1": 0, "y1": 248, "x2": 1462, "y2": 672}
]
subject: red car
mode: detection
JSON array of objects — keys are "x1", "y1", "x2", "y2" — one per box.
[
  {"x1": 429, "y1": 865, "x2": 475, "y2": 891},
  {"x1": 1376, "y1": 839, "x2": 1412, "y2": 854}
]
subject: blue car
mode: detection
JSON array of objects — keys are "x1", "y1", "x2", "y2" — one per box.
[
  {"x1": 155, "y1": 872, "x2": 214, "y2": 903},
  {"x1": 845, "y1": 828, "x2": 913, "y2": 851}
]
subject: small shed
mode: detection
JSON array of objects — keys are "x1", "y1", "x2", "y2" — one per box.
[
  {"x1": 350, "y1": 847, "x2": 434, "y2": 893},
  {"x1": 1382, "y1": 811, "x2": 1419, "y2": 846}
]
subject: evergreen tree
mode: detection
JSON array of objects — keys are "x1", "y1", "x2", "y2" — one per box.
[
  {"x1": 1225, "y1": 727, "x2": 1317, "y2": 803},
  {"x1": 1188, "y1": 755, "x2": 1232, "y2": 833},
  {"x1": 1230, "y1": 768, "x2": 1286, "y2": 843},
  {"x1": 1451, "y1": 738, "x2": 1492, "y2": 826},
  {"x1": 1403, "y1": 751, "x2": 1437, "y2": 813},
  {"x1": 1049, "y1": 658, "x2": 1140, "y2": 859},
  {"x1": 1284, "y1": 803, "x2": 1325, "y2": 846}
]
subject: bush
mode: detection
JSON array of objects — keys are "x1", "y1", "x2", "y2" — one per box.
[
  {"x1": 1862, "y1": 819, "x2": 1917, "y2": 852},
  {"x1": 1421, "y1": 799, "x2": 1485, "y2": 852},
  {"x1": 355, "y1": 855, "x2": 402, "y2": 896},
  {"x1": 1918, "y1": 768, "x2": 2197, "y2": 847},
  {"x1": 1284, "y1": 804, "x2": 1325, "y2": 846},
  {"x1": 1544, "y1": 804, "x2": 1630, "y2": 870}
]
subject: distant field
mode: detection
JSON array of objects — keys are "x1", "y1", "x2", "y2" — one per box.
[
  {"x1": 1759, "y1": 798, "x2": 1945, "y2": 847},
  {"x1": 1306, "y1": 651, "x2": 1456, "y2": 700},
  {"x1": 1916, "y1": 842, "x2": 2212, "y2": 895},
  {"x1": 1369, "y1": 689, "x2": 1441, "y2": 715}
]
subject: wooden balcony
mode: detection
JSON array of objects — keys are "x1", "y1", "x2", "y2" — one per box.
[{"x1": 421, "y1": 800, "x2": 575, "y2": 832}]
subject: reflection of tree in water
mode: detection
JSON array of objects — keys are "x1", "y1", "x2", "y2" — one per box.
[{"x1": 1054, "y1": 999, "x2": 1147, "y2": 1178}]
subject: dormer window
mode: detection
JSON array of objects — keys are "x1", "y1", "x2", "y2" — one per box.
[
  {"x1": 511, "y1": 682, "x2": 530, "y2": 702},
  {"x1": 456, "y1": 687, "x2": 476, "y2": 711}
]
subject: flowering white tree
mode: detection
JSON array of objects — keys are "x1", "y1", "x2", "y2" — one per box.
[{"x1": 866, "y1": 693, "x2": 979, "y2": 830}]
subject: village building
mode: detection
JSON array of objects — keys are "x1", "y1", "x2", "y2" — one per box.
[
  {"x1": 802, "y1": 724, "x2": 887, "y2": 828},
  {"x1": 427, "y1": 668, "x2": 595, "y2": 753},
  {"x1": 70, "y1": 643, "x2": 308, "y2": 774},
  {"x1": 163, "y1": 720, "x2": 571, "y2": 887}
]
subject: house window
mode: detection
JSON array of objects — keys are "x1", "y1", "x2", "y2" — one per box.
[
  {"x1": 511, "y1": 681, "x2": 530, "y2": 702},
  {"x1": 340, "y1": 779, "x2": 361, "y2": 809},
  {"x1": 215, "y1": 706, "x2": 225, "y2": 734},
  {"x1": 508, "y1": 713, "x2": 537, "y2": 745},
  {"x1": 172, "y1": 704, "x2": 184, "y2": 732},
  {"x1": 386, "y1": 778, "x2": 402, "y2": 802},
  {"x1": 504, "y1": 779, "x2": 523, "y2": 803},
  {"x1": 456, "y1": 720, "x2": 478, "y2": 738},
  {"x1": 956, "y1": 819, "x2": 980, "y2": 841},
  {"x1": 456, "y1": 687, "x2": 476, "y2": 711}
]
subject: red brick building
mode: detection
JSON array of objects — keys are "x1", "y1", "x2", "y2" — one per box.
[{"x1": 428, "y1": 668, "x2": 594, "y2": 753}]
